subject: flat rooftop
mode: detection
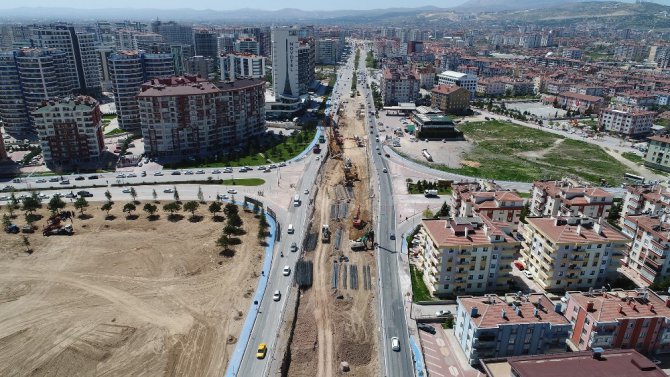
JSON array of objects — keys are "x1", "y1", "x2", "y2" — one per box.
[{"x1": 458, "y1": 293, "x2": 570, "y2": 329}]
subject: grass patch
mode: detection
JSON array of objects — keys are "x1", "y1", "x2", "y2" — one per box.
[
  {"x1": 104, "y1": 128, "x2": 126, "y2": 136},
  {"x1": 407, "y1": 184, "x2": 452, "y2": 195},
  {"x1": 410, "y1": 264, "x2": 434, "y2": 302},
  {"x1": 221, "y1": 178, "x2": 265, "y2": 186},
  {"x1": 429, "y1": 121, "x2": 633, "y2": 185},
  {"x1": 515, "y1": 191, "x2": 532, "y2": 198},
  {"x1": 622, "y1": 152, "x2": 644, "y2": 165}
]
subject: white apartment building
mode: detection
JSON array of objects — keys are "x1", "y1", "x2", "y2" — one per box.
[
  {"x1": 530, "y1": 180, "x2": 613, "y2": 219},
  {"x1": 437, "y1": 70, "x2": 477, "y2": 99},
  {"x1": 598, "y1": 108, "x2": 654, "y2": 136},
  {"x1": 520, "y1": 216, "x2": 629, "y2": 291},
  {"x1": 220, "y1": 53, "x2": 266, "y2": 81},
  {"x1": 621, "y1": 215, "x2": 670, "y2": 286},
  {"x1": 32, "y1": 96, "x2": 104, "y2": 167},
  {"x1": 416, "y1": 217, "x2": 520, "y2": 297},
  {"x1": 621, "y1": 185, "x2": 670, "y2": 226}
]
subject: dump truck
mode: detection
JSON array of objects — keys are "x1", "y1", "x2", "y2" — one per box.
[{"x1": 321, "y1": 224, "x2": 331, "y2": 243}]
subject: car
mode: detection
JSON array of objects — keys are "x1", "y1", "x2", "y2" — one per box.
[
  {"x1": 391, "y1": 337, "x2": 400, "y2": 351},
  {"x1": 514, "y1": 261, "x2": 525, "y2": 270},
  {"x1": 122, "y1": 188, "x2": 131, "y2": 193},
  {"x1": 264, "y1": 168, "x2": 272, "y2": 173},
  {"x1": 0, "y1": 195, "x2": 9, "y2": 201},
  {"x1": 417, "y1": 323, "x2": 436, "y2": 334},
  {"x1": 116, "y1": 173, "x2": 125, "y2": 178},
  {"x1": 304, "y1": 189, "x2": 309, "y2": 195},
  {"x1": 290, "y1": 242, "x2": 298, "y2": 252},
  {"x1": 154, "y1": 171, "x2": 164, "y2": 176},
  {"x1": 77, "y1": 191, "x2": 93, "y2": 198},
  {"x1": 171, "y1": 171, "x2": 181, "y2": 175},
  {"x1": 389, "y1": 233, "x2": 395, "y2": 240},
  {"x1": 212, "y1": 169, "x2": 221, "y2": 174},
  {"x1": 126, "y1": 173, "x2": 137, "y2": 178},
  {"x1": 88, "y1": 175, "x2": 99, "y2": 180},
  {"x1": 227, "y1": 189, "x2": 237, "y2": 194},
  {"x1": 435, "y1": 310, "x2": 452, "y2": 317},
  {"x1": 256, "y1": 343, "x2": 267, "y2": 359},
  {"x1": 377, "y1": 151, "x2": 381, "y2": 155},
  {"x1": 12, "y1": 178, "x2": 21, "y2": 183},
  {"x1": 269, "y1": 164, "x2": 277, "y2": 169},
  {"x1": 279, "y1": 162, "x2": 287, "y2": 167},
  {"x1": 141, "y1": 171, "x2": 147, "y2": 177},
  {"x1": 38, "y1": 193, "x2": 50, "y2": 200},
  {"x1": 35, "y1": 179, "x2": 47, "y2": 183},
  {"x1": 258, "y1": 166, "x2": 266, "y2": 171},
  {"x1": 163, "y1": 188, "x2": 174, "y2": 193},
  {"x1": 316, "y1": 156, "x2": 320, "y2": 161},
  {"x1": 283, "y1": 266, "x2": 291, "y2": 276},
  {"x1": 65, "y1": 192, "x2": 76, "y2": 199},
  {"x1": 382, "y1": 168, "x2": 387, "y2": 173},
  {"x1": 60, "y1": 180, "x2": 70, "y2": 185},
  {"x1": 224, "y1": 168, "x2": 233, "y2": 174},
  {"x1": 196, "y1": 170, "x2": 205, "y2": 174},
  {"x1": 75, "y1": 176, "x2": 85, "y2": 181},
  {"x1": 49, "y1": 177, "x2": 60, "y2": 182},
  {"x1": 523, "y1": 270, "x2": 533, "y2": 279},
  {"x1": 217, "y1": 194, "x2": 230, "y2": 200},
  {"x1": 273, "y1": 290, "x2": 281, "y2": 301}
]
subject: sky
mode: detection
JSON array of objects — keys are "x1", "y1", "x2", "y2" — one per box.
[{"x1": 0, "y1": 0, "x2": 458, "y2": 11}]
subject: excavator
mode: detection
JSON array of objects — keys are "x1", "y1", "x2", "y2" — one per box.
[{"x1": 350, "y1": 228, "x2": 374, "y2": 251}]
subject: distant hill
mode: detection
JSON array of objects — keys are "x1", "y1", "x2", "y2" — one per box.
[{"x1": 456, "y1": 0, "x2": 581, "y2": 12}]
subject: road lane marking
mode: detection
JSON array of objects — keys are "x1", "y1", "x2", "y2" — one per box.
[
  {"x1": 427, "y1": 361, "x2": 446, "y2": 370},
  {"x1": 425, "y1": 353, "x2": 441, "y2": 361}
]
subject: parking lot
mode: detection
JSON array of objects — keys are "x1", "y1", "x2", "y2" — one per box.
[
  {"x1": 419, "y1": 327, "x2": 480, "y2": 377},
  {"x1": 506, "y1": 101, "x2": 567, "y2": 119}
]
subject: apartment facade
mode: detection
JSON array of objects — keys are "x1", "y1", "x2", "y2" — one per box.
[
  {"x1": 644, "y1": 135, "x2": 670, "y2": 173},
  {"x1": 621, "y1": 184, "x2": 670, "y2": 223},
  {"x1": 564, "y1": 289, "x2": 670, "y2": 354},
  {"x1": 431, "y1": 84, "x2": 470, "y2": 114},
  {"x1": 138, "y1": 76, "x2": 265, "y2": 157},
  {"x1": 452, "y1": 188, "x2": 525, "y2": 225},
  {"x1": 455, "y1": 293, "x2": 571, "y2": 365},
  {"x1": 271, "y1": 27, "x2": 301, "y2": 100},
  {"x1": 437, "y1": 70, "x2": 477, "y2": 99},
  {"x1": 556, "y1": 92, "x2": 605, "y2": 113},
  {"x1": 621, "y1": 215, "x2": 670, "y2": 286},
  {"x1": 380, "y1": 67, "x2": 420, "y2": 106},
  {"x1": 599, "y1": 108, "x2": 654, "y2": 136},
  {"x1": 108, "y1": 50, "x2": 175, "y2": 132},
  {"x1": 220, "y1": 53, "x2": 266, "y2": 81},
  {"x1": 0, "y1": 129, "x2": 6, "y2": 161},
  {"x1": 521, "y1": 216, "x2": 629, "y2": 291},
  {"x1": 530, "y1": 180, "x2": 613, "y2": 219},
  {"x1": 416, "y1": 217, "x2": 520, "y2": 297},
  {"x1": 193, "y1": 29, "x2": 218, "y2": 59},
  {"x1": 32, "y1": 96, "x2": 104, "y2": 167}
]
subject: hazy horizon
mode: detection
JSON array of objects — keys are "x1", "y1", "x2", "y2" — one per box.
[{"x1": 0, "y1": 0, "x2": 467, "y2": 11}]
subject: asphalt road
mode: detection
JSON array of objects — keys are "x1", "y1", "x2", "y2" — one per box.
[{"x1": 357, "y1": 45, "x2": 415, "y2": 377}]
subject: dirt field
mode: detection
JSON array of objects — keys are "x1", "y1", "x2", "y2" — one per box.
[
  {"x1": 287, "y1": 77, "x2": 379, "y2": 377},
  {"x1": 0, "y1": 202, "x2": 263, "y2": 377}
]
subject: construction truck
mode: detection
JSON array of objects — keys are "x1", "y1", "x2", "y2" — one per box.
[
  {"x1": 353, "y1": 207, "x2": 364, "y2": 229},
  {"x1": 350, "y1": 239, "x2": 365, "y2": 250},
  {"x1": 321, "y1": 224, "x2": 331, "y2": 243},
  {"x1": 4, "y1": 224, "x2": 19, "y2": 234},
  {"x1": 350, "y1": 229, "x2": 374, "y2": 251},
  {"x1": 43, "y1": 223, "x2": 73, "y2": 237}
]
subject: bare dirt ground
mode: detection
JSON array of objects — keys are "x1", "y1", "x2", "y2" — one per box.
[
  {"x1": 287, "y1": 87, "x2": 378, "y2": 377},
  {"x1": 0, "y1": 202, "x2": 263, "y2": 377}
]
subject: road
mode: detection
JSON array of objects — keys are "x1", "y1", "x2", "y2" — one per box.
[{"x1": 357, "y1": 43, "x2": 415, "y2": 377}]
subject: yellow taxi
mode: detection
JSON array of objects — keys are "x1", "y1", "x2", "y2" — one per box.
[{"x1": 256, "y1": 343, "x2": 267, "y2": 359}]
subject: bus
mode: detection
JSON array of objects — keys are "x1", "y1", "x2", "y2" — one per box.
[{"x1": 624, "y1": 173, "x2": 645, "y2": 185}]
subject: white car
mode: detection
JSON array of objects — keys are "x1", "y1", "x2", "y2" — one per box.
[
  {"x1": 163, "y1": 188, "x2": 174, "y2": 193},
  {"x1": 116, "y1": 173, "x2": 126, "y2": 178},
  {"x1": 153, "y1": 171, "x2": 164, "y2": 176},
  {"x1": 196, "y1": 170, "x2": 205, "y2": 174},
  {"x1": 227, "y1": 189, "x2": 237, "y2": 194},
  {"x1": 283, "y1": 266, "x2": 291, "y2": 276},
  {"x1": 122, "y1": 188, "x2": 131, "y2": 193},
  {"x1": 391, "y1": 337, "x2": 400, "y2": 351},
  {"x1": 303, "y1": 189, "x2": 309, "y2": 195},
  {"x1": 184, "y1": 170, "x2": 194, "y2": 175},
  {"x1": 523, "y1": 270, "x2": 534, "y2": 279},
  {"x1": 273, "y1": 290, "x2": 281, "y2": 301},
  {"x1": 36, "y1": 179, "x2": 47, "y2": 183},
  {"x1": 435, "y1": 310, "x2": 451, "y2": 317},
  {"x1": 126, "y1": 173, "x2": 137, "y2": 178}
]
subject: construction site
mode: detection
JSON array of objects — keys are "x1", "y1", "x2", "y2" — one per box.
[
  {"x1": 0, "y1": 204, "x2": 264, "y2": 377},
  {"x1": 280, "y1": 82, "x2": 380, "y2": 376}
]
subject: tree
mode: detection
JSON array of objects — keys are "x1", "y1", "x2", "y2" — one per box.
[
  {"x1": 163, "y1": 202, "x2": 181, "y2": 215},
  {"x1": 197, "y1": 186, "x2": 205, "y2": 202},
  {"x1": 173, "y1": 187, "x2": 180, "y2": 202},
  {"x1": 143, "y1": 203, "x2": 158, "y2": 218},
  {"x1": 224, "y1": 202, "x2": 239, "y2": 217},
  {"x1": 101, "y1": 201, "x2": 113, "y2": 216},
  {"x1": 223, "y1": 223, "x2": 237, "y2": 236},
  {"x1": 22, "y1": 235, "x2": 30, "y2": 253},
  {"x1": 520, "y1": 202, "x2": 531, "y2": 224},
  {"x1": 9, "y1": 193, "x2": 19, "y2": 211},
  {"x1": 216, "y1": 233, "x2": 230, "y2": 250},
  {"x1": 227, "y1": 213, "x2": 243, "y2": 228},
  {"x1": 608, "y1": 200, "x2": 623, "y2": 228},
  {"x1": 129, "y1": 187, "x2": 138, "y2": 202},
  {"x1": 74, "y1": 196, "x2": 89, "y2": 215},
  {"x1": 183, "y1": 201, "x2": 200, "y2": 217},
  {"x1": 258, "y1": 209, "x2": 269, "y2": 230},
  {"x1": 22, "y1": 193, "x2": 41, "y2": 215},
  {"x1": 48, "y1": 194, "x2": 66, "y2": 215},
  {"x1": 208, "y1": 201, "x2": 222, "y2": 218},
  {"x1": 152, "y1": 189, "x2": 158, "y2": 202},
  {"x1": 2, "y1": 214, "x2": 11, "y2": 229},
  {"x1": 5, "y1": 203, "x2": 15, "y2": 218},
  {"x1": 422, "y1": 206, "x2": 434, "y2": 218},
  {"x1": 123, "y1": 202, "x2": 136, "y2": 217},
  {"x1": 436, "y1": 201, "x2": 450, "y2": 218},
  {"x1": 104, "y1": 190, "x2": 112, "y2": 202},
  {"x1": 25, "y1": 213, "x2": 40, "y2": 226},
  {"x1": 257, "y1": 223, "x2": 267, "y2": 242}
]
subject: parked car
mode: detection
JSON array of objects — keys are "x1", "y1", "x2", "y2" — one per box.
[
  {"x1": 417, "y1": 323, "x2": 436, "y2": 334},
  {"x1": 36, "y1": 179, "x2": 47, "y2": 183},
  {"x1": 435, "y1": 310, "x2": 452, "y2": 317},
  {"x1": 126, "y1": 173, "x2": 137, "y2": 178},
  {"x1": 60, "y1": 180, "x2": 70, "y2": 185},
  {"x1": 116, "y1": 173, "x2": 125, "y2": 178},
  {"x1": 74, "y1": 176, "x2": 85, "y2": 181},
  {"x1": 227, "y1": 189, "x2": 237, "y2": 194},
  {"x1": 122, "y1": 188, "x2": 131, "y2": 193},
  {"x1": 154, "y1": 171, "x2": 164, "y2": 176},
  {"x1": 49, "y1": 177, "x2": 60, "y2": 182},
  {"x1": 171, "y1": 171, "x2": 181, "y2": 176},
  {"x1": 523, "y1": 270, "x2": 533, "y2": 279},
  {"x1": 77, "y1": 191, "x2": 93, "y2": 198},
  {"x1": 88, "y1": 175, "x2": 99, "y2": 180},
  {"x1": 212, "y1": 169, "x2": 221, "y2": 174}
]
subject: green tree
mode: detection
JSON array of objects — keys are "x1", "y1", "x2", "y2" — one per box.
[
  {"x1": 74, "y1": 196, "x2": 89, "y2": 215},
  {"x1": 22, "y1": 235, "x2": 30, "y2": 253},
  {"x1": 422, "y1": 206, "x2": 434, "y2": 218},
  {"x1": 143, "y1": 203, "x2": 158, "y2": 218},
  {"x1": 259, "y1": 209, "x2": 269, "y2": 230},
  {"x1": 9, "y1": 193, "x2": 19, "y2": 210},
  {"x1": 436, "y1": 201, "x2": 450, "y2": 218},
  {"x1": 197, "y1": 186, "x2": 205, "y2": 202},
  {"x1": 224, "y1": 202, "x2": 239, "y2": 217},
  {"x1": 123, "y1": 202, "x2": 136, "y2": 217},
  {"x1": 608, "y1": 200, "x2": 623, "y2": 228},
  {"x1": 173, "y1": 187, "x2": 180, "y2": 202},
  {"x1": 216, "y1": 233, "x2": 230, "y2": 250},
  {"x1": 101, "y1": 201, "x2": 113, "y2": 216},
  {"x1": 223, "y1": 223, "x2": 237, "y2": 236},
  {"x1": 163, "y1": 202, "x2": 181, "y2": 215},
  {"x1": 25, "y1": 213, "x2": 40, "y2": 226},
  {"x1": 48, "y1": 194, "x2": 66, "y2": 215},
  {"x1": 208, "y1": 201, "x2": 222, "y2": 218},
  {"x1": 2, "y1": 214, "x2": 11, "y2": 229},
  {"x1": 227, "y1": 213, "x2": 243, "y2": 228},
  {"x1": 21, "y1": 193, "x2": 41, "y2": 215},
  {"x1": 129, "y1": 187, "x2": 138, "y2": 202},
  {"x1": 183, "y1": 201, "x2": 200, "y2": 217},
  {"x1": 104, "y1": 190, "x2": 112, "y2": 202},
  {"x1": 257, "y1": 224, "x2": 267, "y2": 242},
  {"x1": 520, "y1": 202, "x2": 531, "y2": 224}
]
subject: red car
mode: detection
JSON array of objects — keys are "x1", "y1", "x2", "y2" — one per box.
[{"x1": 514, "y1": 261, "x2": 525, "y2": 270}]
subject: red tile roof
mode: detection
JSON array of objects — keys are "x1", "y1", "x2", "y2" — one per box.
[
  {"x1": 421, "y1": 217, "x2": 518, "y2": 248},
  {"x1": 526, "y1": 217, "x2": 629, "y2": 244},
  {"x1": 458, "y1": 293, "x2": 570, "y2": 328},
  {"x1": 568, "y1": 289, "x2": 670, "y2": 322},
  {"x1": 432, "y1": 84, "x2": 467, "y2": 95}
]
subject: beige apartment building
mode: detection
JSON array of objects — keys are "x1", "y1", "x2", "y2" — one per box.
[
  {"x1": 530, "y1": 180, "x2": 613, "y2": 219},
  {"x1": 416, "y1": 216, "x2": 520, "y2": 297},
  {"x1": 520, "y1": 216, "x2": 629, "y2": 291}
]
